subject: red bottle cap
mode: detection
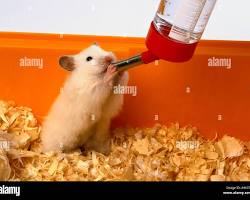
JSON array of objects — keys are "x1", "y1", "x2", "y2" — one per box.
[{"x1": 141, "y1": 22, "x2": 198, "y2": 64}]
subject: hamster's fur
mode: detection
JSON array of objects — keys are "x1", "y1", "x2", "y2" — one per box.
[{"x1": 41, "y1": 44, "x2": 129, "y2": 155}]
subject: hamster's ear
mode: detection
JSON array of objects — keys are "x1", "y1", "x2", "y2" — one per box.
[{"x1": 59, "y1": 56, "x2": 75, "y2": 71}]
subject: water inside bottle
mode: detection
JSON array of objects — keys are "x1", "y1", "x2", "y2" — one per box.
[
  {"x1": 154, "y1": 14, "x2": 201, "y2": 44},
  {"x1": 154, "y1": 0, "x2": 217, "y2": 44}
]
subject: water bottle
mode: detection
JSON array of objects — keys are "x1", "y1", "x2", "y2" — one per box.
[
  {"x1": 154, "y1": 0, "x2": 217, "y2": 44},
  {"x1": 113, "y1": 0, "x2": 217, "y2": 71}
]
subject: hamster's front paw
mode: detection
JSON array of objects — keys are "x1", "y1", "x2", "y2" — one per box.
[
  {"x1": 104, "y1": 65, "x2": 117, "y2": 86},
  {"x1": 118, "y1": 71, "x2": 129, "y2": 86}
]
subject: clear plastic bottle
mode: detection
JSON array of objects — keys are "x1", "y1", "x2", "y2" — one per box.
[
  {"x1": 112, "y1": 0, "x2": 218, "y2": 70},
  {"x1": 154, "y1": 0, "x2": 217, "y2": 44}
]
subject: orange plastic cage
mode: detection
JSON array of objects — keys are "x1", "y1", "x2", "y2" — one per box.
[{"x1": 0, "y1": 32, "x2": 250, "y2": 141}]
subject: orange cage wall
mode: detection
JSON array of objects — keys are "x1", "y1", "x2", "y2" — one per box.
[{"x1": 0, "y1": 32, "x2": 250, "y2": 141}]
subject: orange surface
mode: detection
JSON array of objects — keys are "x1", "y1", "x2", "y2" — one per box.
[{"x1": 0, "y1": 32, "x2": 250, "y2": 140}]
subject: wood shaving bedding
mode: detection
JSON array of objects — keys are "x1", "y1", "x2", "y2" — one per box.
[{"x1": 0, "y1": 100, "x2": 249, "y2": 181}]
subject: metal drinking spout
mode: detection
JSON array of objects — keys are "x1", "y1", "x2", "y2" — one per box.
[
  {"x1": 112, "y1": 51, "x2": 159, "y2": 72},
  {"x1": 112, "y1": 55, "x2": 143, "y2": 72}
]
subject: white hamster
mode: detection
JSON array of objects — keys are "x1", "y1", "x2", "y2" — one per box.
[{"x1": 41, "y1": 44, "x2": 129, "y2": 155}]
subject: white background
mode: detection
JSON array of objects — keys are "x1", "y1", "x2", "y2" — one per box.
[{"x1": 0, "y1": 0, "x2": 249, "y2": 41}]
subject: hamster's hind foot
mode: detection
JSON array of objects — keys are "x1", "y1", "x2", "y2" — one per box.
[{"x1": 84, "y1": 137, "x2": 111, "y2": 156}]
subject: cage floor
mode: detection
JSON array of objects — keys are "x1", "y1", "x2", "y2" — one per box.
[{"x1": 0, "y1": 100, "x2": 249, "y2": 181}]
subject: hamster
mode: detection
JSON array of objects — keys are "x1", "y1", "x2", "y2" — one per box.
[{"x1": 41, "y1": 44, "x2": 129, "y2": 155}]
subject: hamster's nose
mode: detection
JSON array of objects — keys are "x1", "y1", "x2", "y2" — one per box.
[{"x1": 104, "y1": 55, "x2": 114, "y2": 64}]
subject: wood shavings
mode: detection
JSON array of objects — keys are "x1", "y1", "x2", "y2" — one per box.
[
  {"x1": 0, "y1": 100, "x2": 249, "y2": 181},
  {"x1": 7, "y1": 149, "x2": 38, "y2": 159},
  {"x1": 0, "y1": 150, "x2": 11, "y2": 180},
  {"x1": 76, "y1": 160, "x2": 89, "y2": 174},
  {"x1": 215, "y1": 135, "x2": 244, "y2": 159},
  {"x1": 48, "y1": 159, "x2": 59, "y2": 176},
  {"x1": 205, "y1": 151, "x2": 218, "y2": 160},
  {"x1": 210, "y1": 175, "x2": 226, "y2": 181},
  {"x1": 133, "y1": 137, "x2": 150, "y2": 155}
]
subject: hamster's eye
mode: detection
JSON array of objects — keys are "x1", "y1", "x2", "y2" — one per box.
[{"x1": 86, "y1": 56, "x2": 93, "y2": 62}]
